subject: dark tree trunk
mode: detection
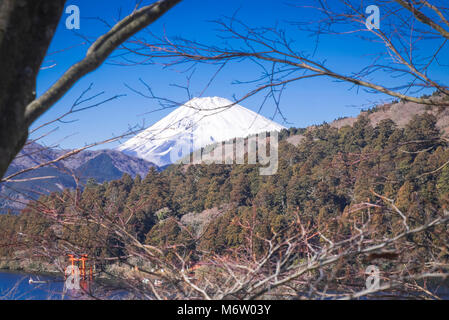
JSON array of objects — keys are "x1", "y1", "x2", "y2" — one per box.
[
  {"x1": 0, "y1": 0, "x2": 181, "y2": 179},
  {"x1": 0, "y1": 0, "x2": 66, "y2": 178}
]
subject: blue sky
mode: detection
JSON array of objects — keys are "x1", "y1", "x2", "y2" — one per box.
[{"x1": 33, "y1": 0, "x2": 449, "y2": 150}]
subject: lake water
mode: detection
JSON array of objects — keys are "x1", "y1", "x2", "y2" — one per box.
[
  {"x1": 0, "y1": 270, "x2": 133, "y2": 300},
  {"x1": 2, "y1": 270, "x2": 449, "y2": 300},
  {"x1": 0, "y1": 271, "x2": 65, "y2": 300}
]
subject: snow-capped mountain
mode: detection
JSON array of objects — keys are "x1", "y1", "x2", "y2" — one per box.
[{"x1": 117, "y1": 97, "x2": 286, "y2": 167}]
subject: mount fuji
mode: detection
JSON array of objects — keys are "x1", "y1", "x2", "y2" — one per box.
[{"x1": 117, "y1": 97, "x2": 286, "y2": 167}]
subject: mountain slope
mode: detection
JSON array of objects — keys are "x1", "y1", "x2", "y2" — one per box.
[
  {"x1": 286, "y1": 94, "x2": 449, "y2": 146},
  {"x1": 58, "y1": 149, "x2": 156, "y2": 179},
  {"x1": 117, "y1": 97, "x2": 286, "y2": 166},
  {"x1": 76, "y1": 153, "x2": 124, "y2": 183},
  {"x1": 331, "y1": 95, "x2": 449, "y2": 134}
]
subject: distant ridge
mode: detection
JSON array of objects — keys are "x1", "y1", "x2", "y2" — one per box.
[{"x1": 1, "y1": 143, "x2": 157, "y2": 212}]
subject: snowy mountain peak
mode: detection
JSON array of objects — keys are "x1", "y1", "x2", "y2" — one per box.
[
  {"x1": 183, "y1": 96, "x2": 233, "y2": 111},
  {"x1": 117, "y1": 97, "x2": 286, "y2": 167}
]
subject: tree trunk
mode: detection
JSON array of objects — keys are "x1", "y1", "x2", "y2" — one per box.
[{"x1": 0, "y1": 0, "x2": 66, "y2": 178}]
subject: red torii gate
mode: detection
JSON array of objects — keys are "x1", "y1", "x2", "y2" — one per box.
[{"x1": 66, "y1": 254, "x2": 93, "y2": 281}]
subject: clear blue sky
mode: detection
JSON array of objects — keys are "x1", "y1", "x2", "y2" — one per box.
[{"x1": 33, "y1": 0, "x2": 449, "y2": 150}]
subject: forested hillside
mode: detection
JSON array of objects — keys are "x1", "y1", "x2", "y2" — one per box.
[{"x1": 1, "y1": 112, "x2": 448, "y2": 274}]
